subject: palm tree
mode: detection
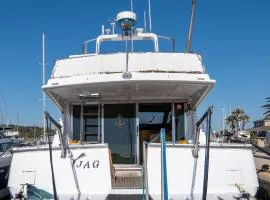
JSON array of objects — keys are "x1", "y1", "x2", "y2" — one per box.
[
  {"x1": 262, "y1": 97, "x2": 270, "y2": 117},
  {"x1": 226, "y1": 115, "x2": 237, "y2": 134},
  {"x1": 240, "y1": 113, "x2": 250, "y2": 130},
  {"x1": 226, "y1": 108, "x2": 250, "y2": 135}
]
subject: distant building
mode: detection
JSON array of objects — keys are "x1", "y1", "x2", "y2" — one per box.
[
  {"x1": 249, "y1": 115, "x2": 270, "y2": 134},
  {"x1": 247, "y1": 115, "x2": 270, "y2": 147}
]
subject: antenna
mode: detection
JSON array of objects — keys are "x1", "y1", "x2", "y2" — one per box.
[
  {"x1": 131, "y1": 0, "x2": 134, "y2": 11},
  {"x1": 144, "y1": 11, "x2": 147, "y2": 32},
  {"x1": 148, "y1": 0, "x2": 152, "y2": 32},
  {"x1": 111, "y1": 22, "x2": 116, "y2": 34},
  {"x1": 101, "y1": 25, "x2": 105, "y2": 35},
  {"x1": 42, "y1": 32, "x2": 46, "y2": 141},
  {"x1": 16, "y1": 112, "x2": 19, "y2": 132},
  {"x1": 185, "y1": 0, "x2": 196, "y2": 53}
]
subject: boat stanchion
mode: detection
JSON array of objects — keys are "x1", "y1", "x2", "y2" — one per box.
[
  {"x1": 143, "y1": 141, "x2": 149, "y2": 200},
  {"x1": 160, "y1": 128, "x2": 168, "y2": 200}
]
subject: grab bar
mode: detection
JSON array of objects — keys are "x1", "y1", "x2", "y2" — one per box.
[
  {"x1": 190, "y1": 106, "x2": 213, "y2": 200},
  {"x1": 160, "y1": 128, "x2": 169, "y2": 200},
  {"x1": 44, "y1": 111, "x2": 67, "y2": 158}
]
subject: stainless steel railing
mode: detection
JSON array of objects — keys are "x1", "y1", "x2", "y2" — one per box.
[
  {"x1": 142, "y1": 128, "x2": 169, "y2": 200},
  {"x1": 44, "y1": 111, "x2": 67, "y2": 158},
  {"x1": 191, "y1": 106, "x2": 213, "y2": 200}
]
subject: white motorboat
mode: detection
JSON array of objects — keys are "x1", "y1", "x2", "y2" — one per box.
[{"x1": 8, "y1": 1, "x2": 259, "y2": 199}]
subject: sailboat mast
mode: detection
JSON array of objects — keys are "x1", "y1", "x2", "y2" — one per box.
[{"x1": 42, "y1": 32, "x2": 46, "y2": 141}]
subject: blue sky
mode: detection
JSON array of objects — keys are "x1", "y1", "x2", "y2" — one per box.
[{"x1": 0, "y1": 0, "x2": 269, "y2": 130}]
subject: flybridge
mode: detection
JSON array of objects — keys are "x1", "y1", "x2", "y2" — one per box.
[{"x1": 83, "y1": 11, "x2": 175, "y2": 54}]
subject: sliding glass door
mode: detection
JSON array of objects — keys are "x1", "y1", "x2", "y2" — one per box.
[{"x1": 104, "y1": 104, "x2": 136, "y2": 164}]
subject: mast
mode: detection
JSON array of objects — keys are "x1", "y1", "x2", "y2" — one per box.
[
  {"x1": 42, "y1": 32, "x2": 46, "y2": 141},
  {"x1": 16, "y1": 112, "x2": 19, "y2": 131},
  {"x1": 144, "y1": 11, "x2": 147, "y2": 32},
  {"x1": 185, "y1": 0, "x2": 196, "y2": 53},
  {"x1": 148, "y1": 0, "x2": 152, "y2": 32}
]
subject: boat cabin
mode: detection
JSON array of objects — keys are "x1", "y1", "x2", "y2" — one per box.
[{"x1": 43, "y1": 11, "x2": 215, "y2": 165}]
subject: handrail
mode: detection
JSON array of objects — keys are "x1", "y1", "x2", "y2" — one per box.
[
  {"x1": 143, "y1": 129, "x2": 168, "y2": 200},
  {"x1": 44, "y1": 111, "x2": 66, "y2": 158},
  {"x1": 83, "y1": 33, "x2": 176, "y2": 54},
  {"x1": 45, "y1": 112, "x2": 58, "y2": 200},
  {"x1": 83, "y1": 38, "x2": 97, "y2": 54},
  {"x1": 44, "y1": 112, "x2": 82, "y2": 197},
  {"x1": 202, "y1": 107, "x2": 212, "y2": 200},
  {"x1": 157, "y1": 35, "x2": 176, "y2": 52},
  {"x1": 143, "y1": 141, "x2": 149, "y2": 200},
  {"x1": 190, "y1": 106, "x2": 213, "y2": 200},
  {"x1": 251, "y1": 142, "x2": 270, "y2": 157},
  {"x1": 160, "y1": 128, "x2": 168, "y2": 200}
]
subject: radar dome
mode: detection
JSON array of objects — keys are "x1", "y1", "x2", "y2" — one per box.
[{"x1": 116, "y1": 11, "x2": 137, "y2": 31}]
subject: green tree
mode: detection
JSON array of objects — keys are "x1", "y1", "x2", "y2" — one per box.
[
  {"x1": 226, "y1": 115, "x2": 237, "y2": 134},
  {"x1": 226, "y1": 108, "x2": 250, "y2": 134},
  {"x1": 240, "y1": 113, "x2": 250, "y2": 130}
]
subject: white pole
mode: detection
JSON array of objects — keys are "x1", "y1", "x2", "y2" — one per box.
[
  {"x1": 148, "y1": 0, "x2": 152, "y2": 32},
  {"x1": 42, "y1": 32, "x2": 46, "y2": 142},
  {"x1": 144, "y1": 11, "x2": 147, "y2": 32},
  {"x1": 221, "y1": 108, "x2": 225, "y2": 135},
  {"x1": 131, "y1": 0, "x2": 134, "y2": 11}
]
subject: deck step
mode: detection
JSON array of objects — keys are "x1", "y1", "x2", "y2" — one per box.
[
  {"x1": 112, "y1": 165, "x2": 144, "y2": 189},
  {"x1": 114, "y1": 165, "x2": 143, "y2": 177},
  {"x1": 112, "y1": 176, "x2": 144, "y2": 189},
  {"x1": 106, "y1": 194, "x2": 152, "y2": 200}
]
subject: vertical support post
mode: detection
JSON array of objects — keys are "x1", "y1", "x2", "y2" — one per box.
[
  {"x1": 125, "y1": 39, "x2": 129, "y2": 72},
  {"x1": 136, "y1": 103, "x2": 140, "y2": 164},
  {"x1": 160, "y1": 128, "x2": 168, "y2": 200},
  {"x1": 80, "y1": 104, "x2": 83, "y2": 143},
  {"x1": 171, "y1": 103, "x2": 176, "y2": 143},
  {"x1": 101, "y1": 103, "x2": 104, "y2": 143},
  {"x1": 63, "y1": 102, "x2": 70, "y2": 145},
  {"x1": 143, "y1": 141, "x2": 149, "y2": 200},
  {"x1": 184, "y1": 105, "x2": 189, "y2": 140},
  {"x1": 70, "y1": 105, "x2": 74, "y2": 140},
  {"x1": 98, "y1": 103, "x2": 101, "y2": 142},
  {"x1": 191, "y1": 110, "x2": 196, "y2": 141}
]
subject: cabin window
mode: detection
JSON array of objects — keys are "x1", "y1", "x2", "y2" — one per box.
[
  {"x1": 174, "y1": 103, "x2": 185, "y2": 141},
  {"x1": 139, "y1": 103, "x2": 172, "y2": 141},
  {"x1": 72, "y1": 105, "x2": 81, "y2": 141}
]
